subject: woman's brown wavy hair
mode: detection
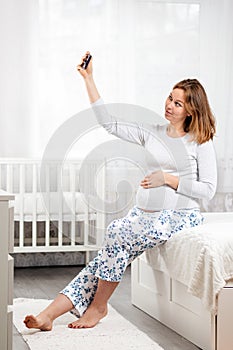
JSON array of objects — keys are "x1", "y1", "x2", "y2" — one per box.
[{"x1": 173, "y1": 79, "x2": 216, "y2": 144}]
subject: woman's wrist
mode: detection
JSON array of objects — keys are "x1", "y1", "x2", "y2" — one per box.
[
  {"x1": 84, "y1": 74, "x2": 94, "y2": 83},
  {"x1": 164, "y1": 173, "x2": 179, "y2": 190},
  {"x1": 84, "y1": 75, "x2": 100, "y2": 103}
]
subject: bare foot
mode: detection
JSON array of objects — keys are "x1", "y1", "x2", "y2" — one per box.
[
  {"x1": 24, "y1": 314, "x2": 53, "y2": 331},
  {"x1": 68, "y1": 304, "x2": 108, "y2": 329}
]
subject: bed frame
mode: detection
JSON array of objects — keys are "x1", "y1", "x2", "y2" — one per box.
[
  {"x1": 0, "y1": 158, "x2": 106, "y2": 262},
  {"x1": 131, "y1": 213, "x2": 233, "y2": 350}
]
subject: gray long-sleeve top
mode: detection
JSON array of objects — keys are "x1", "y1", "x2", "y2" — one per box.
[{"x1": 92, "y1": 98, "x2": 217, "y2": 211}]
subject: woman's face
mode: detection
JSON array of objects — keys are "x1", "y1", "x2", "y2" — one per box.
[{"x1": 165, "y1": 88, "x2": 188, "y2": 128}]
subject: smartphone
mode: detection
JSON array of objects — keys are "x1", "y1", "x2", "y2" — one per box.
[{"x1": 81, "y1": 54, "x2": 92, "y2": 69}]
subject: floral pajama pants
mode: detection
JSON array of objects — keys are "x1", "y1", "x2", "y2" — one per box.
[{"x1": 60, "y1": 206, "x2": 203, "y2": 317}]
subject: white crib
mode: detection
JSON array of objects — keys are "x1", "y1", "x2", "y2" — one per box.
[{"x1": 0, "y1": 158, "x2": 106, "y2": 262}]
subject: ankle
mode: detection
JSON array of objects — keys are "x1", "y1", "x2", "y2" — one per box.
[
  {"x1": 38, "y1": 311, "x2": 53, "y2": 323},
  {"x1": 90, "y1": 302, "x2": 107, "y2": 313}
]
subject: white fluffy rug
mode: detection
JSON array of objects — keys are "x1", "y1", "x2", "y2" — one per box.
[{"x1": 13, "y1": 298, "x2": 164, "y2": 350}]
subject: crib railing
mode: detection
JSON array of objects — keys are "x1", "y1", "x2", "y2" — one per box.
[{"x1": 0, "y1": 158, "x2": 106, "y2": 258}]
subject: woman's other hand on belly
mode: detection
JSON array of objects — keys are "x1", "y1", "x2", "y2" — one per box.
[
  {"x1": 140, "y1": 171, "x2": 165, "y2": 189},
  {"x1": 140, "y1": 171, "x2": 179, "y2": 190}
]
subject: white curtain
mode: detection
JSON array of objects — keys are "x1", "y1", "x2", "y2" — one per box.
[
  {"x1": 199, "y1": 0, "x2": 233, "y2": 195},
  {"x1": 0, "y1": 0, "x2": 233, "y2": 210},
  {"x1": 0, "y1": 0, "x2": 39, "y2": 156}
]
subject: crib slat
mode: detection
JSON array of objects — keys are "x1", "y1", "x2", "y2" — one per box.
[
  {"x1": 69, "y1": 163, "x2": 76, "y2": 246},
  {"x1": 19, "y1": 164, "x2": 25, "y2": 248},
  {"x1": 32, "y1": 163, "x2": 37, "y2": 247},
  {"x1": 57, "y1": 163, "x2": 63, "y2": 247},
  {"x1": 45, "y1": 163, "x2": 50, "y2": 247},
  {"x1": 6, "y1": 164, "x2": 13, "y2": 193},
  {"x1": 0, "y1": 163, "x2": 2, "y2": 189},
  {"x1": 96, "y1": 160, "x2": 106, "y2": 247},
  {"x1": 83, "y1": 163, "x2": 89, "y2": 247}
]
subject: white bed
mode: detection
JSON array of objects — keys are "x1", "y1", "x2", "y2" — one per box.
[{"x1": 131, "y1": 212, "x2": 233, "y2": 350}]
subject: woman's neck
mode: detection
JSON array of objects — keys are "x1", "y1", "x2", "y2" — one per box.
[{"x1": 167, "y1": 124, "x2": 186, "y2": 138}]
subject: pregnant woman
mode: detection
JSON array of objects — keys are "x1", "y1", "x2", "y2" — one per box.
[{"x1": 24, "y1": 52, "x2": 217, "y2": 330}]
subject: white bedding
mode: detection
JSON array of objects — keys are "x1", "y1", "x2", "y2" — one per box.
[{"x1": 145, "y1": 212, "x2": 233, "y2": 314}]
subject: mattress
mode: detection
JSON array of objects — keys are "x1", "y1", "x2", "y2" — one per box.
[{"x1": 13, "y1": 191, "x2": 96, "y2": 221}]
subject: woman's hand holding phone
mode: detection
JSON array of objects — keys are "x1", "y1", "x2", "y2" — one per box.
[{"x1": 77, "y1": 51, "x2": 93, "y2": 79}]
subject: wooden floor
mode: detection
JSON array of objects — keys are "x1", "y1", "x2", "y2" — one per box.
[{"x1": 13, "y1": 265, "x2": 200, "y2": 350}]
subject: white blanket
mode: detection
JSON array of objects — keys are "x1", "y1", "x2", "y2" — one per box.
[{"x1": 145, "y1": 212, "x2": 233, "y2": 314}]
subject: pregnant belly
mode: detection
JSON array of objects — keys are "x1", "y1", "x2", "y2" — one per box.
[{"x1": 135, "y1": 186, "x2": 173, "y2": 211}]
